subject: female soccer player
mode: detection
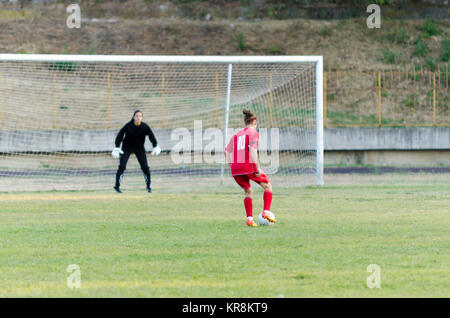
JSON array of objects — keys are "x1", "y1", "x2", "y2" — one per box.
[
  {"x1": 112, "y1": 110, "x2": 161, "y2": 193},
  {"x1": 225, "y1": 109, "x2": 276, "y2": 227}
]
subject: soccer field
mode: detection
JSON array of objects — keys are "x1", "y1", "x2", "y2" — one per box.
[{"x1": 0, "y1": 182, "x2": 449, "y2": 297}]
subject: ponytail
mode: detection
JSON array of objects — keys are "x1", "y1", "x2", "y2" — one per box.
[{"x1": 242, "y1": 109, "x2": 257, "y2": 125}]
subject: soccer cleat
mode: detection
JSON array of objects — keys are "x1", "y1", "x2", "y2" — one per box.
[
  {"x1": 246, "y1": 219, "x2": 258, "y2": 227},
  {"x1": 146, "y1": 187, "x2": 152, "y2": 193},
  {"x1": 113, "y1": 186, "x2": 122, "y2": 194},
  {"x1": 262, "y1": 210, "x2": 276, "y2": 223}
]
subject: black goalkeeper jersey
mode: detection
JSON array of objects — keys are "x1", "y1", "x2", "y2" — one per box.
[{"x1": 115, "y1": 121, "x2": 157, "y2": 149}]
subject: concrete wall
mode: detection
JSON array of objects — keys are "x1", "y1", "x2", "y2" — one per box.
[
  {"x1": 1, "y1": 127, "x2": 449, "y2": 154},
  {"x1": 323, "y1": 128, "x2": 450, "y2": 165},
  {"x1": 325, "y1": 128, "x2": 450, "y2": 151},
  {"x1": 0, "y1": 128, "x2": 313, "y2": 152}
]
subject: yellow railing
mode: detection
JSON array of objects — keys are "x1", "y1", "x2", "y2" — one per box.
[
  {"x1": 0, "y1": 65, "x2": 448, "y2": 130},
  {"x1": 324, "y1": 65, "x2": 449, "y2": 127}
]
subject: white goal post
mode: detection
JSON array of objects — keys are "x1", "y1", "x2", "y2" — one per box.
[{"x1": 0, "y1": 54, "x2": 323, "y2": 191}]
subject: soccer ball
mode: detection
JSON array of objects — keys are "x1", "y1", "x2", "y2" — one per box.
[{"x1": 258, "y1": 211, "x2": 275, "y2": 226}]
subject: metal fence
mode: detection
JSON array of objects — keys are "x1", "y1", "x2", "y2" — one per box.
[{"x1": 324, "y1": 65, "x2": 449, "y2": 127}]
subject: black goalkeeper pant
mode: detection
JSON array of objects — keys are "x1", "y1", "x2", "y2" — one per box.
[{"x1": 115, "y1": 147, "x2": 151, "y2": 189}]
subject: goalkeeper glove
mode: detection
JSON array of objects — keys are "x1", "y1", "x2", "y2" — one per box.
[
  {"x1": 151, "y1": 145, "x2": 161, "y2": 156},
  {"x1": 111, "y1": 147, "x2": 124, "y2": 159}
]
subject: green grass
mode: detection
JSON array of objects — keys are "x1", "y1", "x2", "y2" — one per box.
[
  {"x1": 267, "y1": 45, "x2": 283, "y2": 55},
  {"x1": 319, "y1": 26, "x2": 332, "y2": 38},
  {"x1": 422, "y1": 20, "x2": 441, "y2": 38},
  {"x1": 0, "y1": 184, "x2": 449, "y2": 297},
  {"x1": 386, "y1": 29, "x2": 409, "y2": 45},
  {"x1": 413, "y1": 38, "x2": 429, "y2": 57},
  {"x1": 440, "y1": 39, "x2": 450, "y2": 62},
  {"x1": 236, "y1": 32, "x2": 246, "y2": 52},
  {"x1": 382, "y1": 47, "x2": 398, "y2": 64}
]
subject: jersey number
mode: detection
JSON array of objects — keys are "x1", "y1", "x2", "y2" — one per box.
[{"x1": 237, "y1": 135, "x2": 246, "y2": 150}]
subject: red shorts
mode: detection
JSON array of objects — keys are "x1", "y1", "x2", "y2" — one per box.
[{"x1": 233, "y1": 173, "x2": 270, "y2": 190}]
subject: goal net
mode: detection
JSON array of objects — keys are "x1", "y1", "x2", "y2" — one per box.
[{"x1": 0, "y1": 55, "x2": 323, "y2": 192}]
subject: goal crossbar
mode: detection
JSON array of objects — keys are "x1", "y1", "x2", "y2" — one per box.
[{"x1": 0, "y1": 54, "x2": 322, "y2": 64}]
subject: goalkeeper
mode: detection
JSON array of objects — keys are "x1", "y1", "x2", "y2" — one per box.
[{"x1": 112, "y1": 110, "x2": 161, "y2": 193}]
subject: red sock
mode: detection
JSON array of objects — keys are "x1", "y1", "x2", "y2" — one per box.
[
  {"x1": 263, "y1": 191, "x2": 272, "y2": 211},
  {"x1": 244, "y1": 197, "x2": 253, "y2": 218}
]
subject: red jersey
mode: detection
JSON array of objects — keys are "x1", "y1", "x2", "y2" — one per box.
[{"x1": 225, "y1": 127, "x2": 259, "y2": 176}]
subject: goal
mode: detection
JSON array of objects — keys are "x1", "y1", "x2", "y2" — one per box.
[{"x1": 0, "y1": 55, "x2": 323, "y2": 192}]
